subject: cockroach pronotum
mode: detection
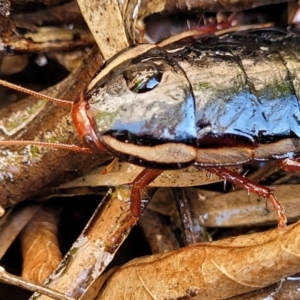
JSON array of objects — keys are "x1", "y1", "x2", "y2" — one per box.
[{"x1": 1, "y1": 28, "x2": 300, "y2": 228}]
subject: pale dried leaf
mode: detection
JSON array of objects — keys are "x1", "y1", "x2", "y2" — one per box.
[
  {"x1": 146, "y1": 185, "x2": 300, "y2": 229},
  {"x1": 188, "y1": 185, "x2": 300, "y2": 227},
  {"x1": 98, "y1": 221, "x2": 300, "y2": 300},
  {"x1": 57, "y1": 162, "x2": 241, "y2": 189},
  {"x1": 23, "y1": 27, "x2": 91, "y2": 43},
  {"x1": 77, "y1": 0, "x2": 129, "y2": 59},
  {"x1": 21, "y1": 207, "x2": 62, "y2": 284},
  {"x1": 0, "y1": 28, "x2": 94, "y2": 52}
]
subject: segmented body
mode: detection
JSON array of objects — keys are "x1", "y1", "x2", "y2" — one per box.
[
  {"x1": 177, "y1": 31, "x2": 300, "y2": 164},
  {"x1": 79, "y1": 30, "x2": 300, "y2": 169}
]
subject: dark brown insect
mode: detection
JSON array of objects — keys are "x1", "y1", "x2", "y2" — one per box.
[{"x1": 1, "y1": 27, "x2": 300, "y2": 228}]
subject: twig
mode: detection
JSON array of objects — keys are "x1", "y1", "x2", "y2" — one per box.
[{"x1": 0, "y1": 266, "x2": 75, "y2": 300}]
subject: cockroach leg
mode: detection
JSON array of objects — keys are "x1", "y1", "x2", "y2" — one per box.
[
  {"x1": 130, "y1": 169, "x2": 164, "y2": 217},
  {"x1": 206, "y1": 167, "x2": 287, "y2": 228},
  {"x1": 278, "y1": 158, "x2": 300, "y2": 173}
]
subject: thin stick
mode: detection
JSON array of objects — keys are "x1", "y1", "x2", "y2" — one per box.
[
  {"x1": 0, "y1": 266, "x2": 75, "y2": 300},
  {"x1": 0, "y1": 79, "x2": 73, "y2": 107}
]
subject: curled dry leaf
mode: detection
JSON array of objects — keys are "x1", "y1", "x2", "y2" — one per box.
[
  {"x1": 21, "y1": 207, "x2": 62, "y2": 284},
  {"x1": 98, "y1": 221, "x2": 300, "y2": 300},
  {"x1": 0, "y1": 204, "x2": 41, "y2": 260}
]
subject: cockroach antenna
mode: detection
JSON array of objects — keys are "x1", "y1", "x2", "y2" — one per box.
[
  {"x1": 0, "y1": 79, "x2": 73, "y2": 107},
  {"x1": 0, "y1": 79, "x2": 91, "y2": 153}
]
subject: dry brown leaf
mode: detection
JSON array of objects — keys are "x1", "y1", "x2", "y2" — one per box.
[
  {"x1": 0, "y1": 204, "x2": 41, "y2": 260},
  {"x1": 98, "y1": 221, "x2": 300, "y2": 300},
  {"x1": 21, "y1": 207, "x2": 62, "y2": 284}
]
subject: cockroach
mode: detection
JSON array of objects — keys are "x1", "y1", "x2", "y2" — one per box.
[{"x1": 0, "y1": 28, "x2": 299, "y2": 228}]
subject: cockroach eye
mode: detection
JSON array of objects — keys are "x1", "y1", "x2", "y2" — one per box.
[{"x1": 123, "y1": 62, "x2": 162, "y2": 93}]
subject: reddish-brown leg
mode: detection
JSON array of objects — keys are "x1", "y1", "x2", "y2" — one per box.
[
  {"x1": 130, "y1": 168, "x2": 164, "y2": 217},
  {"x1": 278, "y1": 157, "x2": 300, "y2": 172},
  {"x1": 206, "y1": 166, "x2": 287, "y2": 228}
]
